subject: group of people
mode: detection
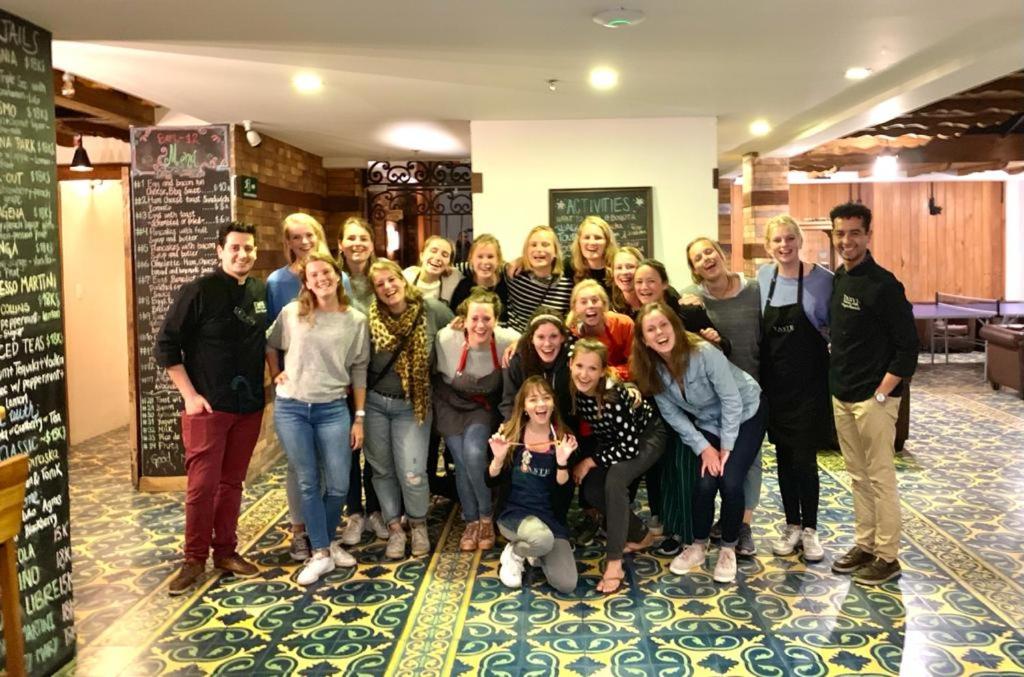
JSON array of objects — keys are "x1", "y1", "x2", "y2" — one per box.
[{"x1": 156, "y1": 202, "x2": 918, "y2": 597}]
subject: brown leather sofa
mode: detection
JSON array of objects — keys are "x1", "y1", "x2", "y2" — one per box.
[{"x1": 980, "y1": 324, "x2": 1024, "y2": 399}]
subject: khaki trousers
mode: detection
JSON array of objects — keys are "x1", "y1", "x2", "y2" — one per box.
[{"x1": 832, "y1": 396, "x2": 902, "y2": 562}]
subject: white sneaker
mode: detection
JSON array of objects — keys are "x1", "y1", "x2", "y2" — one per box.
[
  {"x1": 297, "y1": 553, "x2": 335, "y2": 585},
  {"x1": 771, "y1": 524, "x2": 803, "y2": 556},
  {"x1": 367, "y1": 512, "x2": 390, "y2": 540},
  {"x1": 499, "y1": 543, "x2": 525, "y2": 588},
  {"x1": 330, "y1": 541, "x2": 357, "y2": 568},
  {"x1": 669, "y1": 542, "x2": 707, "y2": 575},
  {"x1": 341, "y1": 513, "x2": 364, "y2": 546},
  {"x1": 801, "y1": 528, "x2": 824, "y2": 562},
  {"x1": 714, "y1": 546, "x2": 737, "y2": 583}
]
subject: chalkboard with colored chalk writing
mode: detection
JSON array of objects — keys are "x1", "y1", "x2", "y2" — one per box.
[{"x1": 549, "y1": 186, "x2": 653, "y2": 256}]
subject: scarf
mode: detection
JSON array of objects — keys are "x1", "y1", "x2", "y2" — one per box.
[{"x1": 369, "y1": 299, "x2": 431, "y2": 423}]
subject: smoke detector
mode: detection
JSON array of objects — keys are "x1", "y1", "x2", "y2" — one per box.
[{"x1": 593, "y1": 8, "x2": 646, "y2": 29}]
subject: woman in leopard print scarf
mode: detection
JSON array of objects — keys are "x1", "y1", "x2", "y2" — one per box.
[{"x1": 362, "y1": 259, "x2": 455, "y2": 560}]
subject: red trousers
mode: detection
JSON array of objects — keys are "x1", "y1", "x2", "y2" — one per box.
[{"x1": 181, "y1": 410, "x2": 263, "y2": 561}]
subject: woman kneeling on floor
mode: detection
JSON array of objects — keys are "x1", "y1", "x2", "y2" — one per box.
[
  {"x1": 266, "y1": 253, "x2": 369, "y2": 585},
  {"x1": 487, "y1": 376, "x2": 579, "y2": 593},
  {"x1": 570, "y1": 339, "x2": 667, "y2": 594},
  {"x1": 631, "y1": 302, "x2": 764, "y2": 584}
]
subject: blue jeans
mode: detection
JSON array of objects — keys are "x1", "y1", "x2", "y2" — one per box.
[
  {"x1": 362, "y1": 391, "x2": 431, "y2": 523},
  {"x1": 444, "y1": 423, "x2": 492, "y2": 522},
  {"x1": 274, "y1": 397, "x2": 352, "y2": 550}
]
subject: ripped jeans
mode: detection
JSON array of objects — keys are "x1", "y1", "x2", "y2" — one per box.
[{"x1": 362, "y1": 390, "x2": 431, "y2": 523}]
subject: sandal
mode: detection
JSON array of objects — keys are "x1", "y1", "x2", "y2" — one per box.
[
  {"x1": 624, "y1": 531, "x2": 656, "y2": 554},
  {"x1": 597, "y1": 573, "x2": 625, "y2": 594}
]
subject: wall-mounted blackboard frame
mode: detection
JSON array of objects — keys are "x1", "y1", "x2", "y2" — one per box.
[{"x1": 548, "y1": 186, "x2": 654, "y2": 256}]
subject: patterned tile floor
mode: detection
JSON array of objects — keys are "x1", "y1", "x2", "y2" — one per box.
[{"x1": 68, "y1": 355, "x2": 1024, "y2": 676}]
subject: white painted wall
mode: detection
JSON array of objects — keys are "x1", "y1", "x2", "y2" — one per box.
[
  {"x1": 1006, "y1": 178, "x2": 1024, "y2": 301},
  {"x1": 471, "y1": 118, "x2": 717, "y2": 287},
  {"x1": 60, "y1": 180, "x2": 131, "y2": 444}
]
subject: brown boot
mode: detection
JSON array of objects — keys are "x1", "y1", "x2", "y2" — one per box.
[
  {"x1": 460, "y1": 521, "x2": 480, "y2": 552},
  {"x1": 478, "y1": 519, "x2": 495, "y2": 550},
  {"x1": 213, "y1": 552, "x2": 259, "y2": 578},
  {"x1": 168, "y1": 559, "x2": 205, "y2": 596}
]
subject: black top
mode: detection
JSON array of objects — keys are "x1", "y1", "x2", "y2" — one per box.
[
  {"x1": 449, "y1": 273, "x2": 510, "y2": 323},
  {"x1": 574, "y1": 382, "x2": 655, "y2": 467},
  {"x1": 563, "y1": 256, "x2": 613, "y2": 297},
  {"x1": 829, "y1": 252, "x2": 918, "y2": 402},
  {"x1": 500, "y1": 344, "x2": 577, "y2": 430},
  {"x1": 155, "y1": 268, "x2": 268, "y2": 413}
]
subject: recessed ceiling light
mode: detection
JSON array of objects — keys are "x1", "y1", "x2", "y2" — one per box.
[
  {"x1": 749, "y1": 119, "x2": 772, "y2": 136},
  {"x1": 593, "y1": 8, "x2": 646, "y2": 28},
  {"x1": 845, "y1": 66, "x2": 873, "y2": 80},
  {"x1": 589, "y1": 67, "x2": 619, "y2": 91},
  {"x1": 292, "y1": 72, "x2": 323, "y2": 94},
  {"x1": 873, "y1": 155, "x2": 899, "y2": 179}
]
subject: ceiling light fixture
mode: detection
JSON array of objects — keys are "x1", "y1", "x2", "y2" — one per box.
[
  {"x1": 589, "y1": 67, "x2": 619, "y2": 91},
  {"x1": 242, "y1": 120, "x2": 262, "y2": 148},
  {"x1": 593, "y1": 8, "x2": 646, "y2": 28},
  {"x1": 873, "y1": 154, "x2": 899, "y2": 179},
  {"x1": 61, "y1": 72, "x2": 75, "y2": 97},
  {"x1": 845, "y1": 66, "x2": 873, "y2": 80},
  {"x1": 749, "y1": 119, "x2": 772, "y2": 137},
  {"x1": 292, "y1": 72, "x2": 324, "y2": 94},
  {"x1": 70, "y1": 135, "x2": 93, "y2": 172},
  {"x1": 547, "y1": 79, "x2": 559, "y2": 92}
]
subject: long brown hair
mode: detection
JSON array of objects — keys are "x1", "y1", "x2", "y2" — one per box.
[
  {"x1": 629, "y1": 302, "x2": 702, "y2": 395},
  {"x1": 517, "y1": 307, "x2": 569, "y2": 377},
  {"x1": 571, "y1": 215, "x2": 619, "y2": 284},
  {"x1": 569, "y1": 338, "x2": 618, "y2": 417},
  {"x1": 338, "y1": 217, "x2": 378, "y2": 276},
  {"x1": 497, "y1": 376, "x2": 569, "y2": 468},
  {"x1": 297, "y1": 252, "x2": 350, "y2": 323}
]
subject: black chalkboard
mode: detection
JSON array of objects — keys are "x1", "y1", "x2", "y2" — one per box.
[
  {"x1": 130, "y1": 125, "x2": 232, "y2": 478},
  {"x1": 0, "y1": 9, "x2": 77, "y2": 674},
  {"x1": 549, "y1": 186, "x2": 653, "y2": 255}
]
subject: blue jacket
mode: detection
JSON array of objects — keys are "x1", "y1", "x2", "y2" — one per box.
[{"x1": 653, "y1": 342, "x2": 761, "y2": 453}]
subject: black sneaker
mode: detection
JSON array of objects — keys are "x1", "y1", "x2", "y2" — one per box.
[
  {"x1": 853, "y1": 558, "x2": 901, "y2": 586},
  {"x1": 736, "y1": 523, "x2": 756, "y2": 557},
  {"x1": 831, "y1": 546, "x2": 875, "y2": 574},
  {"x1": 655, "y1": 536, "x2": 682, "y2": 557},
  {"x1": 289, "y1": 533, "x2": 311, "y2": 562}
]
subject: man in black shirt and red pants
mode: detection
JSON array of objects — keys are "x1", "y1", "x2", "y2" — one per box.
[
  {"x1": 156, "y1": 223, "x2": 268, "y2": 595},
  {"x1": 827, "y1": 203, "x2": 918, "y2": 586}
]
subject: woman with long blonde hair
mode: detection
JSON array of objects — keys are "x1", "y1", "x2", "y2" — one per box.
[
  {"x1": 504, "y1": 225, "x2": 575, "y2": 332},
  {"x1": 266, "y1": 253, "x2": 369, "y2": 584},
  {"x1": 567, "y1": 280, "x2": 633, "y2": 381},
  {"x1": 569, "y1": 215, "x2": 619, "y2": 295},
  {"x1": 450, "y1": 233, "x2": 508, "y2": 320}
]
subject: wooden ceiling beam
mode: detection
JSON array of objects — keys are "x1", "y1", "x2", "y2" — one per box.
[
  {"x1": 954, "y1": 162, "x2": 1004, "y2": 176},
  {"x1": 57, "y1": 119, "x2": 131, "y2": 142},
  {"x1": 964, "y1": 73, "x2": 1024, "y2": 96},
  {"x1": 905, "y1": 163, "x2": 951, "y2": 177},
  {"x1": 908, "y1": 97, "x2": 1024, "y2": 117},
  {"x1": 53, "y1": 69, "x2": 155, "y2": 128},
  {"x1": 796, "y1": 134, "x2": 1024, "y2": 167}
]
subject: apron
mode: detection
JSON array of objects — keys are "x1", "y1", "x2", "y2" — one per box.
[
  {"x1": 500, "y1": 434, "x2": 569, "y2": 540},
  {"x1": 433, "y1": 335, "x2": 504, "y2": 437},
  {"x1": 761, "y1": 263, "x2": 834, "y2": 450}
]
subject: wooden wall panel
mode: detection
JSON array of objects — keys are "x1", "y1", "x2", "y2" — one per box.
[{"x1": 788, "y1": 182, "x2": 1004, "y2": 302}]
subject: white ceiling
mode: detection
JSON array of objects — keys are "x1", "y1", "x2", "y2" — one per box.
[{"x1": 9, "y1": 1, "x2": 1024, "y2": 169}]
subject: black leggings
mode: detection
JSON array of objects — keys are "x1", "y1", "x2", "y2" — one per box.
[
  {"x1": 581, "y1": 418, "x2": 666, "y2": 560},
  {"x1": 775, "y1": 444, "x2": 819, "y2": 529}
]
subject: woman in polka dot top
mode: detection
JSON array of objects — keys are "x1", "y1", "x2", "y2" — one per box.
[{"x1": 569, "y1": 339, "x2": 667, "y2": 594}]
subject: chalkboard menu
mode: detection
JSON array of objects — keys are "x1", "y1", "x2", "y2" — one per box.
[
  {"x1": 549, "y1": 186, "x2": 654, "y2": 255},
  {"x1": 0, "y1": 9, "x2": 77, "y2": 675},
  {"x1": 130, "y1": 125, "x2": 232, "y2": 478}
]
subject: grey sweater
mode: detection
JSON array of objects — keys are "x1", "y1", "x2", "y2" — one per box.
[
  {"x1": 685, "y1": 274, "x2": 762, "y2": 381},
  {"x1": 267, "y1": 303, "x2": 370, "y2": 403}
]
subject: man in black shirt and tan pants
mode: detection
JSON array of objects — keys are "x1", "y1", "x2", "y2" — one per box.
[
  {"x1": 826, "y1": 203, "x2": 918, "y2": 586},
  {"x1": 156, "y1": 223, "x2": 268, "y2": 595}
]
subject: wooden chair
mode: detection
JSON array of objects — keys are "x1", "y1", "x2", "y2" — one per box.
[{"x1": 0, "y1": 454, "x2": 29, "y2": 677}]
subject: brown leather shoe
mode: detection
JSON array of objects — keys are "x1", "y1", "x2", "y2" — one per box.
[
  {"x1": 168, "y1": 560, "x2": 205, "y2": 596},
  {"x1": 213, "y1": 553, "x2": 259, "y2": 578},
  {"x1": 477, "y1": 519, "x2": 495, "y2": 550},
  {"x1": 460, "y1": 521, "x2": 479, "y2": 552}
]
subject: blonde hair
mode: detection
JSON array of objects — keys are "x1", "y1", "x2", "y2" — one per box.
[
  {"x1": 419, "y1": 235, "x2": 456, "y2": 278},
  {"x1": 685, "y1": 237, "x2": 730, "y2": 284},
  {"x1": 521, "y1": 225, "x2": 565, "y2": 276},
  {"x1": 566, "y1": 279, "x2": 610, "y2": 328},
  {"x1": 368, "y1": 259, "x2": 423, "y2": 306},
  {"x1": 569, "y1": 338, "x2": 618, "y2": 416},
  {"x1": 467, "y1": 234, "x2": 505, "y2": 276},
  {"x1": 764, "y1": 214, "x2": 804, "y2": 248},
  {"x1": 338, "y1": 217, "x2": 378, "y2": 276},
  {"x1": 297, "y1": 252, "x2": 349, "y2": 322},
  {"x1": 611, "y1": 246, "x2": 644, "y2": 312},
  {"x1": 281, "y1": 213, "x2": 330, "y2": 264},
  {"x1": 571, "y1": 216, "x2": 619, "y2": 284}
]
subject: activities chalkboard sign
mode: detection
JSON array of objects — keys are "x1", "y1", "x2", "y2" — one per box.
[
  {"x1": 549, "y1": 186, "x2": 653, "y2": 255},
  {"x1": 130, "y1": 125, "x2": 232, "y2": 479},
  {"x1": 0, "y1": 9, "x2": 77, "y2": 674}
]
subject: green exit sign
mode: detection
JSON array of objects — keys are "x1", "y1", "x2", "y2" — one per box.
[{"x1": 240, "y1": 175, "x2": 258, "y2": 199}]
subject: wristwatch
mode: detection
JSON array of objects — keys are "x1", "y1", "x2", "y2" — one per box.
[
  {"x1": 355, "y1": 409, "x2": 366, "y2": 418},
  {"x1": 874, "y1": 392, "x2": 887, "y2": 404}
]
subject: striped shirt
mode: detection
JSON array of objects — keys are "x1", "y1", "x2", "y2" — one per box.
[{"x1": 505, "y1": 272, "x2": 574, "y2": 332}]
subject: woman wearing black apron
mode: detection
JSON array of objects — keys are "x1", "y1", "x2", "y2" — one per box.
[{"x1": 758, "y1": 215, "x2": 835, "y2": 563}]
